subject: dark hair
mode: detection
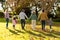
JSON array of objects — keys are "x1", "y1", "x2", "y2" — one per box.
[
  {"x1": 42, "y1": 10, "x2": 44, "y2": 12},
  {"x1": 21, "y1": 9, "x2": 25, "y2": 12},
  {"x1": 13, "y1": 17, "x2": 16, "y2": 20}
]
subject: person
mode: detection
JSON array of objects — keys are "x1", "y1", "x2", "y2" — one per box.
[
  {"x1": 29, "y1": 11, "x2": 37, "y2": 30},
  {"x1": 12, "y1": 15, "x2": 17, "y2": 29},
  {"x1": 4, "y1": 9, "x2": 9, "y2": 29},
  {"x1": 38, "y1": 10, "x2": 48, "y2": 31},
  {"x1": 48, "y1": 18, "x2": 52, "y2": 32},
  {"x1": 19, "y1": 9, "x2": 28, "y2": 30}
]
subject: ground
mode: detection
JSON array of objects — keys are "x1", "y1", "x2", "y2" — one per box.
[{"x1": 0, "y1": 22, "x2": 60, "y2": 40}]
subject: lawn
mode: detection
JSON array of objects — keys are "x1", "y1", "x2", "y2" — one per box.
[{"x1": 0, "y1": 18, "x2": 60, "y2": 40}]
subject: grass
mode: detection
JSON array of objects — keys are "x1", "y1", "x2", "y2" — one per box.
[
  {"x1": 0, "y1": 18, "x2": 60, "y2": 40},
  {"x1": 0, "y1": 22, "x2": 60, "y2": 40}
]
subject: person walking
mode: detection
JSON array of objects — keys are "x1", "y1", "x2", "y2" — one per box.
[
  {"x1": 38, "y1": 10, "x2": 48, "y2": 31},
  {"x1": 12, "y1": 15, "x2": 17, "y2": 29},
  {"x1": 19, "y1": 9, "x2": 28, "y2": 30},
  {"x1": 29, "y1": 11, "x2": 37, "y2": 30},
  {"x1": 4, "y1": 9, "x2": 9, "y2": 29},
  {"x1": 48, "y1": 18, "x2": 52, "y2": 32}
]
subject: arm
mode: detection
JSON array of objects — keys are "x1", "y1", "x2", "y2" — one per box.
[
  {"x1": 38, "y1": 13, "x2": 41, "y2": 20},
  {"x1": 35, "y1": 15, "x2": 37, "y2": 20},
  {"x1": 15, "y1": 19, "x2": 17, "y2": 23},
  {"x1": 24, "y1": 13, "x2": 28, "y2": 19},
  {"x1": 45, "y1": 14, "x2": 48, "y2": 20},
  {"x1": 18, "y1": 13, "x2": 20, "y2": 19},
  {"x1": 29, "y1": 14, "x2": 32, "y2": 20}
]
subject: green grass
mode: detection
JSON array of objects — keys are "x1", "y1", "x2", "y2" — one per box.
[
  {"x1": 0, "y1": 22, "x2": 60, "y2": 40},
  {"x1": 0, "y1": 18, "x2": 60, "y2": 40},
  {"x1": 0, "y1": 18, "x2": 5, "y2": 22}
]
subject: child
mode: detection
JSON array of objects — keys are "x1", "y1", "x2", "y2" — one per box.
[
  {"x1": 12, "y1": 16, "x2": 17, "y2": 29},
  {"x1": 48, "y1": 18, "x2": 52, "y2": 32},
  {"x1": 29, "y1": 11, "x2": 37, "y2": 30}
]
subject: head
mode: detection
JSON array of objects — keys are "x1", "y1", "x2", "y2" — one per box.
[
  {"x1": 42, "y1": 9, "x2": 44, "y2": 12},
  {"x1": 21, "y1": 9, "x2": 25, "y2": 12},
  {"x1": 32, "y1": 10, "x2": 36, "y2": 14},
  {"x1": 13, "y1": 17, "x2": 16, "y2": 20}
]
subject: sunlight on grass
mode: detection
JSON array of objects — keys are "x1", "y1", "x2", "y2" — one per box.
[{"x1": 0, "y1": 22, "x2": 60, "y2": 40}]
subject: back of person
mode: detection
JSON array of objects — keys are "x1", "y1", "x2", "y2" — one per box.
[
  {"x1": 40, "y1": 12, "x2": 47, "y2": 21},
  {"x1": 19, "y1": 12, "x2": 25, "y2": 19},
  {"x1": 12, "y1": 15, "x2": 16, "y2": 24},
  {"x1": 4, "y1": 11, "x2": 9, "y2": 19},
  {"x1": 12, "y1": 19, "x2": 16, "y2": 25},
  {"x1": 30, "y1": 14, "x2": 37, "y2": 20}
]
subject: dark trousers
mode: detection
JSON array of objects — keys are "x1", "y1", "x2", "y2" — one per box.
[
  {"x1": 20, "y1": 19, "x2": 25, "y2": 29},
  {"x1": 41, "y1": 20, "x2": 45, "y2": 30},
  {"x1": 6, "y1": 18, "x2": 9, "y2": 28},
  {"x1": 50, "y1": 25, "x2": 52, "y2": 29}
]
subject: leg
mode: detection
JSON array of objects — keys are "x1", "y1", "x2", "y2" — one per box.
[
  {"x1": 50, "y1": 25, "x2": 52, "y2": 29},
  {"x1": 43, "y1": 21, "x2": 45, "y2": 30},
  {"x1": 22, "y1": 19, "x2": 25, "y2": 29},
  {"x1": 21, "y1": 19, "x2": 25, "y2": 30},
  {"x1": 13, "y1": 25, "x2": 15, "y2": 29},
  {"x1": 50, "y1": 25, "x2": 52, "y2": 32},
  {"x1": 6, "y1": 18, "x2": 9, "y2": 29},
  {"x1": 41, "y1": 20, "x2": 45, "y2": 30},
  {"x1": 41, "y1": 21, "x2": 43, "y2": 30},
  {"x1": 34, "y1": 20, "x2": 36, "y2": 29},
  {"x1": 32, "y1": 20, "x2": 36, "y2": 30},
  {"x1": 21, "y1": 19, "x2": 23, "y2": 29},
  {"x1": 31, "y1": 20, "x2": 34, "y2": 30}
]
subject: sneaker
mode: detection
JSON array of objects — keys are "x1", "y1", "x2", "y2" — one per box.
[{"x1": 50, "y1": 29, "x2": 52, "y2": 32}]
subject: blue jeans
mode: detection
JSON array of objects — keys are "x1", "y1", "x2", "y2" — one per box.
[
  {"x1": 20, "y1": 19, "x2": 25, "y2": 29},
  {"x1": 6, "y1": 18, "x2": 9, "y2": 28},
  {"x1": 41, "y1": 20, "x2": 45, "y2": 30}
]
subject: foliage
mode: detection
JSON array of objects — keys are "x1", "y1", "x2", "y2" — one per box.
[
  {"x1": 57, "y1": 7, "x2": 60, "y2": 11},
  {"x1": 0, "y1": 0, "x2": 5, "y2": 2},
  {"x1": 0, "y1": 12, "x2": 4, "y2": 18},
  {"x1": 53, "y1": 18, "x2": 60, "y2": 22}
]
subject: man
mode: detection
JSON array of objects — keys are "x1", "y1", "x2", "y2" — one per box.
[
  {"x1": 38, "y1": 10, "x2": 48, "y2": 31},
  {"x1": 19, "y1": 9, "x2": 28, "y2": 30}
]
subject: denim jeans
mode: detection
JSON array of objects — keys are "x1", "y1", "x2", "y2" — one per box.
[
  {"x1": 6, "y1": 18, "x2": 9, "y2": 28},
  {"x1": 20, "y1": 19, "x2": 25, "y2": 29},
  {"x1": 41, "y1": 20, "x2": 45, "y2": 30}
]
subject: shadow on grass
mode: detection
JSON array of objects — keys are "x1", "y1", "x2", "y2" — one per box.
[
  {"x1": 24, "y1": 29, "x2": 45, "y2": 38},
  {"x1": 33, "y1": 29, "x2": 60, "y2": 38},
  {"x1": 40, "y1": 32, "x2": 58, "y2": 38},
  {"x1": 8, "y1": 29, "x2": 19, "y2": 35},
  {"x1": 15, "y1": 29, "x2": 25, "y2": 33},
  {"x1": 52, "y1": 31, "x2": 60, "y2": 35},
  {"x1": 46, "y1": 30, "x2": 60, "y2": 38}
]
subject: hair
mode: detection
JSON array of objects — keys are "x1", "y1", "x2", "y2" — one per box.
[
  {"x1": 21, "y1": 9, "x2": 25, "y2": 12},
  {"x1": 42, "y1": 10, "x2": 44, "y2": 12},
  {"x1": 13, "y1": 17, "x2": 16, "y2": 20}
]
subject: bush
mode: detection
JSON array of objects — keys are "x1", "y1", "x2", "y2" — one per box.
[
  {"x1": 53, "y1": 18, "x2": 60, "y2": 22},
  {"x1": 0, "y1": 12, "x2": 4, "y2": 18}
]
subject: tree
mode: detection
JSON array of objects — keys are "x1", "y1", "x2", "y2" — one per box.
[{"x1": 0, "y1": 0, "x2": 5, "y2": 2}]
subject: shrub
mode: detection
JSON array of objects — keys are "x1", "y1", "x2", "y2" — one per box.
[{"x1": 0, "y1": 12, "x2": 4, "y2": 18}]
